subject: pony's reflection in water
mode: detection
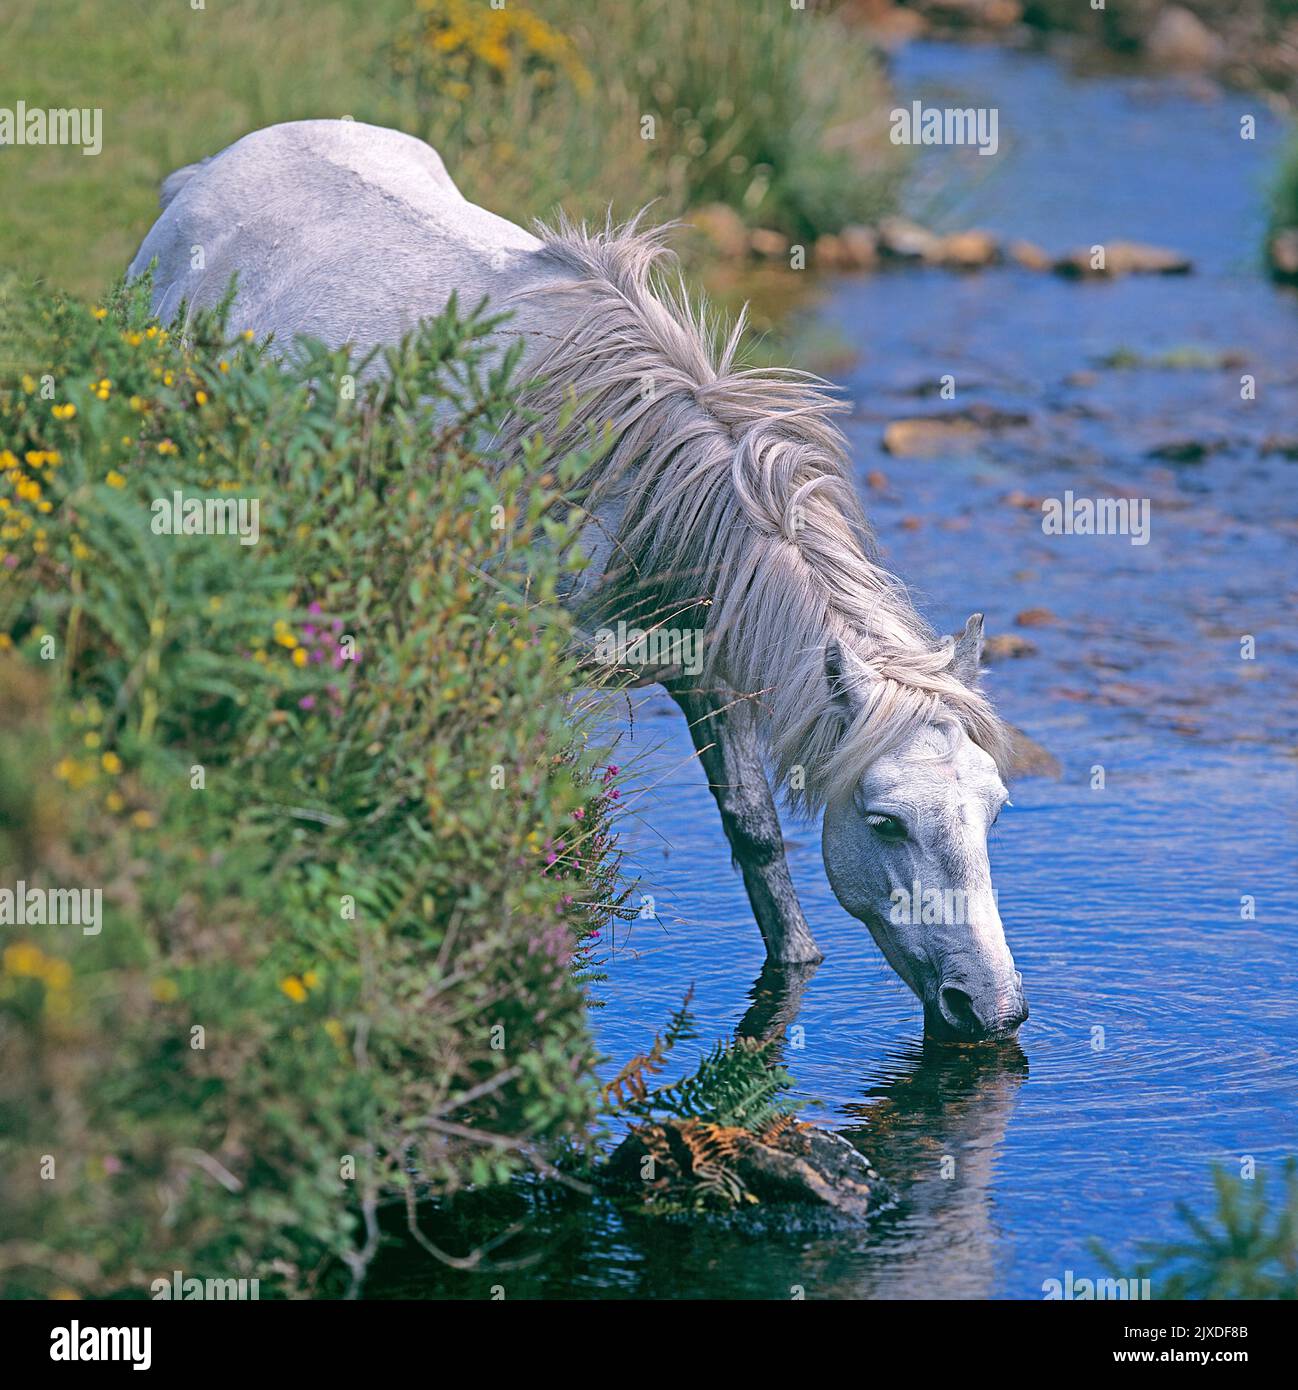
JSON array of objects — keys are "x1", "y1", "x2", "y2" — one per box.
[{"x1": 739, "y1": 960, "x2": 1028, "y2": 1300}]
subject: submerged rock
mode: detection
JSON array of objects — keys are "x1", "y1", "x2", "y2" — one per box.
[
  {"x1": 1005, "y1": 724, "x2": 1061, "y2": 781},
  {"x1": 1146, "y1": 438, "x2": 1222, "y2": 463},
  {"x1": 883, "y1": 405, "x2": 1030, "y2": 456},
  {"x1": 983, "y1": 632, "x2": 1039, "y2": 661},
  {"x1": 606, "y1": 1117, "x2": 888, "y2": 1220}
]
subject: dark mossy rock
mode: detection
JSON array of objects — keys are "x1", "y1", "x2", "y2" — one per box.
[{"x1": 604, "y1": 1117, "x2": 888, "y2": 1220}]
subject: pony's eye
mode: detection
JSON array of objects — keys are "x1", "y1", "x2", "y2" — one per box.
[{"x1": 865, "y1": 813, "x2": 907, "y2": 842}]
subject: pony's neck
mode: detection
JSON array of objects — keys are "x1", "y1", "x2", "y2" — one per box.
[{"x1": 500, "y1": 213, "x2": 1008, "y2": 807}]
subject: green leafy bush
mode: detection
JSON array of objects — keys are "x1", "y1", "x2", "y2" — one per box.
[
  {"x1": 390, "y1": 0, "x2": 899, "y2": 240},
  {"x1": 1095, "y1": 1163, "x2": 1298, "y2": 1299},
  {"x1": 1270, "y1": 137, "x2": 1298, "y2": 235},
  {"x1": 0, "y1": 277, "x2": 624, "y2": 1297}
]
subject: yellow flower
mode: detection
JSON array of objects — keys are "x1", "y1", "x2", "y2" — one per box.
[
  {"x1": 83, "y1": 731, "x2": 101, "y2": 749},
  {"x1": 0, "y1": 634, "x2": 12, "y2": 652},
  {"x1": 42, "y1": 958, "x2": 72, "y2": 991},
  {"x1": 104, "y1": 790, "x2": 125, "y2": 813},
  {"x1": 52, "y1": 403, "x2": 77, "y2": 420},
  {"x1": 91, "y1": 307, "x2": 107, "y2": 320},
  {"x1": 101, "y1": 751, "x2": 123, "y2": 775},
  {"x1": 129, "y1": 809, "x2": 155, "y2": 830},
  {"x1": 55, "y1": 757, "x2": 98, "y2": 788},
  {"x1": 195, "y1": 390, "x2": 208, "y2": 406},
  {"x1": 20, "y1": 374, "x2": 37, "y2": 392},
  {"x1": 156, "y1": 440, "x2": 177, "y2": 456},
  {"x1": 302, "y1": 969, "x2": 320, "y2": 989},
  {"x1": 280, "y1": 975, "x2": 308, "y2": 1003},
  {"x1": 151, "y1": 978, "x2": 179, "y2": 1003},
  {"x1": 291, "y1": 646, "x2": 308, "y2": 667},
  {"x1": 105, "y1": 470, "x2": 126, "y2": 489},
  {"x1": 324, "y1": 1018, "x2": 347, "y2": 1047},
  {"x1": 4, "y1": 942, "x2": 46, "y2": 977}
]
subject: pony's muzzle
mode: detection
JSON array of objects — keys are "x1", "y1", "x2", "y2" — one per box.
[{"x1": 931, "y1": 972, "x2": 1028, "y2": 1042}]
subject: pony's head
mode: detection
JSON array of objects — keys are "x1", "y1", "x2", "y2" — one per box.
[{"x1": 819, "y1": 617, "x2": 1028, "y2": 1043}]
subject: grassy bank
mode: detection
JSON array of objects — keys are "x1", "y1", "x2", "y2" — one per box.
[
  {"x1": 0, "y1": 279, "x2": 624, "y2": 1297},
  {"x1": 0, "y1": 0, "x2": 898, "y2": 300}
]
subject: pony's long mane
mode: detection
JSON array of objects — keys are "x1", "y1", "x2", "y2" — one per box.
[{"x1": 503, "y1": 211, "x2": 1010, "y2": 812}]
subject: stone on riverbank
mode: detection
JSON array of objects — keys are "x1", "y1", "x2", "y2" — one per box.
[
  {"x1": 1267, "y1": 229, "x2": 1298, "y2": 284},
  {"x1": 939, "y1": 229, "x2": 1001, "y2": 269},
  {"x1": 750, "y1": 227, "x2": 790, "y2": 259},
  {"x1": 1008, "y1": 238, "x2": 1052, "y2": 271},
  {"x1": 1144, "y1": 7, "x2": 1224, "y2": 73},
  {"x1": 816, "y1": 224, "x2": 880, "y2": 270},
  {"x1": 686, "y1": 203, "x2": 750, "y2": 260},
  {"x1": 1054, "y1": 241, "x2": 1193, "y2": 277},
  {"x1": 877, "y1": 215, "x2": 943, "y2": 262}
]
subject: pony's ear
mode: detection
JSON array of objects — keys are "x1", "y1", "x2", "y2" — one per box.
[
  {"x1": 824, "y1": 638, "x2": 863, "y2": 724},
  {"x1": 951, "y1": 612, "x2": 985, "y2": 684}
]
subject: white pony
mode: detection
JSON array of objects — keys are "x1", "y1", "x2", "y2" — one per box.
[{"x1": 130, "y1": 120, "x2": 1028, "y2": 1041}]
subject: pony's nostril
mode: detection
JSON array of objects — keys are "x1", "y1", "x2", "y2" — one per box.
[{"x1": 940, "y1": 985, "x2": 979, "y2": 1032}]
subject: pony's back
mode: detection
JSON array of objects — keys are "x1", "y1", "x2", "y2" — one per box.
[{"x1": 128, "y1": 120, "x2": 546, "y2": 348}]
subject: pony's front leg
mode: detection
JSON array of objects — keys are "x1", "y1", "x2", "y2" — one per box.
[{"x1": 667, "y1": 680, "x2": 822, "y2": 964}]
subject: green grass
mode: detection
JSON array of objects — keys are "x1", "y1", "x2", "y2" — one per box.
[
  {"x1": 0, "y1": 0, "x2": 416, "y2": 298},
  {"x1": 0, "y1": 0, "x2": 899, "y2": 301}
]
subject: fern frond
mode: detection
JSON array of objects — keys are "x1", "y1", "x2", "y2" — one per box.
[
  {"x1": 600, "y1": 985, "x2": 696, "y2": 1109},
  {"x1": 625, "y1": 1032, "x2": 795, "y2": 1133}
]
